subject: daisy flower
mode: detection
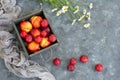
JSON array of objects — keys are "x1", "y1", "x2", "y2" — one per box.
[
  {"x1": 61, "y1": 6, "x2": 69, "y2": 13},
  {"x1": 89, "y1": 3, "x2": 93, "y2": 9},
  {"x1": 84, "y1": 23, "x2": 90, "y2": 28}
]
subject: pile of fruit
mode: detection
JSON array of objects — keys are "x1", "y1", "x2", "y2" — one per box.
[{"x1": 19, "y1": 16, "x2": 57, "y2": 54}]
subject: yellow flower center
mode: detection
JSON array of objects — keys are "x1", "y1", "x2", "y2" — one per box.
[{"x1": 64, "y1": 8, "x2": 68, "y2": 12}]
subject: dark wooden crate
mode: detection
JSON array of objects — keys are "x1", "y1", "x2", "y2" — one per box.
[{"x1": 12, "y1": 10, "x2": 59, "y2": 57}]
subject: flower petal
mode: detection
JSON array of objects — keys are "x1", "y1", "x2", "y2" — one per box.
[
  {"x1": 52, "y1": 8, "x2": 58, "y2": 12},
  {"x1": 86, "y1": 12, "x2": 91, "y2": 20},
  {"x1": 89, "y1": 3, "x2": 93, "y2": 9},
  {"x1": 78, "y1": 15, "x2": 85, "y2": 21},
  {"x1": 83, "y1": 9, "x2": 87, "y2": 15},
  {"x1": 56, "y1": 10, "x2": 62, "y2": 16},
  {"x1": 84, "y1": 23, "x2": 90, "y2": 28},
  {"x1": 61, "y1": 6, "x2": 69, "y2": 13},
  {"x1": 72, "y1": 19, "x2": 77, "y2": 25}
]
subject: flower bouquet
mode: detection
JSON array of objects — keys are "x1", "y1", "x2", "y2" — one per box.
[{"x1": 40, "y1": 0, "x2": 93, "y2": 27}]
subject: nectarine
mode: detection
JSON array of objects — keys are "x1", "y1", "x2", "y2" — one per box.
[
  {"x1": 20, "y1": 31, "x2": 27, "y2": 38},
  {"x1": 41, "y1": 19, "x2": 49, "y2": 28},
  {"x1": 25, "y1": 35, "x2": 33, "y2": 43},
  {"x1": 41, "y1": 30, "x2": 48, "y2": 37},
  {"x1": 31, "y1": 16, "x2": 42, "y2": 28},
  {"x1": 48, "y1": 34, "x2": 57, "y2": 43},
  {"x1": 27, "y1": 41, "x2": 40, "y2": 53},
  {"x1": 34, "y1": 36, "x2": 42, "y2": 43},
  {"x1": 30, "y1": 29, "x2": 41, "y2": 38},
  {"x1": 40, "y1": 38, "x2": 50, "y2": 48},
  {"x1": 20, "y1": 21, "x2": 32, "y2": 33}
]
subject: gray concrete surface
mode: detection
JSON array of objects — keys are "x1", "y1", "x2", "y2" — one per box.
[{"x1": 0, "y1": 0, "x2": 120, "y2": 80}]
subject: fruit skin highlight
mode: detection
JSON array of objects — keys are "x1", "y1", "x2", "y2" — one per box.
[
  {"x1": 95, "y1": 64, "x2": 103, "y2": 72},
  {"x1": 31, "y1": 16, "x2": 42, "y2": 28},
  {"x1": 53, "y1": 58, "x2": 61, "y2": 66},
  {"x1": 30, "y1": 29, "x2": 41, "y2": 38},
  {"x1": 80, "y1": 55, "x2": 88, "y2": 63},
  {"x1": 69, "y1": 57, "x2": 77, "y2": 65},
  {"x1": 40, "y1": 38, "x2": 50, "y2": 48},
  {"x1": 27, "y1": 41, "x2": 40, "y2": 53},
  {"x1": 20, "y1": 21, "x2": 32, "y2": 33}
]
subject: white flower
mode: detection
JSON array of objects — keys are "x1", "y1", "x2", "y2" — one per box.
[
  {"x1": 78, "y1": 15, "x2": 85, "y2": 21},
  {"x1": 73, "y1": 6, "x2": 79, "y2": 14},
  {"x1": 83, "y1": 9, "x2": 87, "y2": 15},
  {"x1": 89, "y1": 3, "x2": 93, "y2": 9},
  {"x1": 61, "y1": 6, "x2": 69, "y2": 13},
  {"x1": 56, "y1": 10, "x2": 62, "y2": 16},
  {"x1": 86, "y1": 12, "x2": 91, "y2": 20},
  {"x1": 84, "y1": 23, "x2": 90, "y2": 28},
  {"x1": 52, "y1": 8, "x2": 58, "y2": 12},
  {"x1": 72, "y1": 19, "x2": 77, "y2": 25},
  {"x1": 40, "y1": 3, "x2": 42, "y2": 6}
]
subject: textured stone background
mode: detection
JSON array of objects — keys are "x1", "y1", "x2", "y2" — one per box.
[{"x1": 0, "y1": 0, "x2": 120, "y2": 80}]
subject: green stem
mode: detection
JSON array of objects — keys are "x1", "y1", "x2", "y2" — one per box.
[{"x1": 68, "y1": 10, "x2": 76, "y2": 20}]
